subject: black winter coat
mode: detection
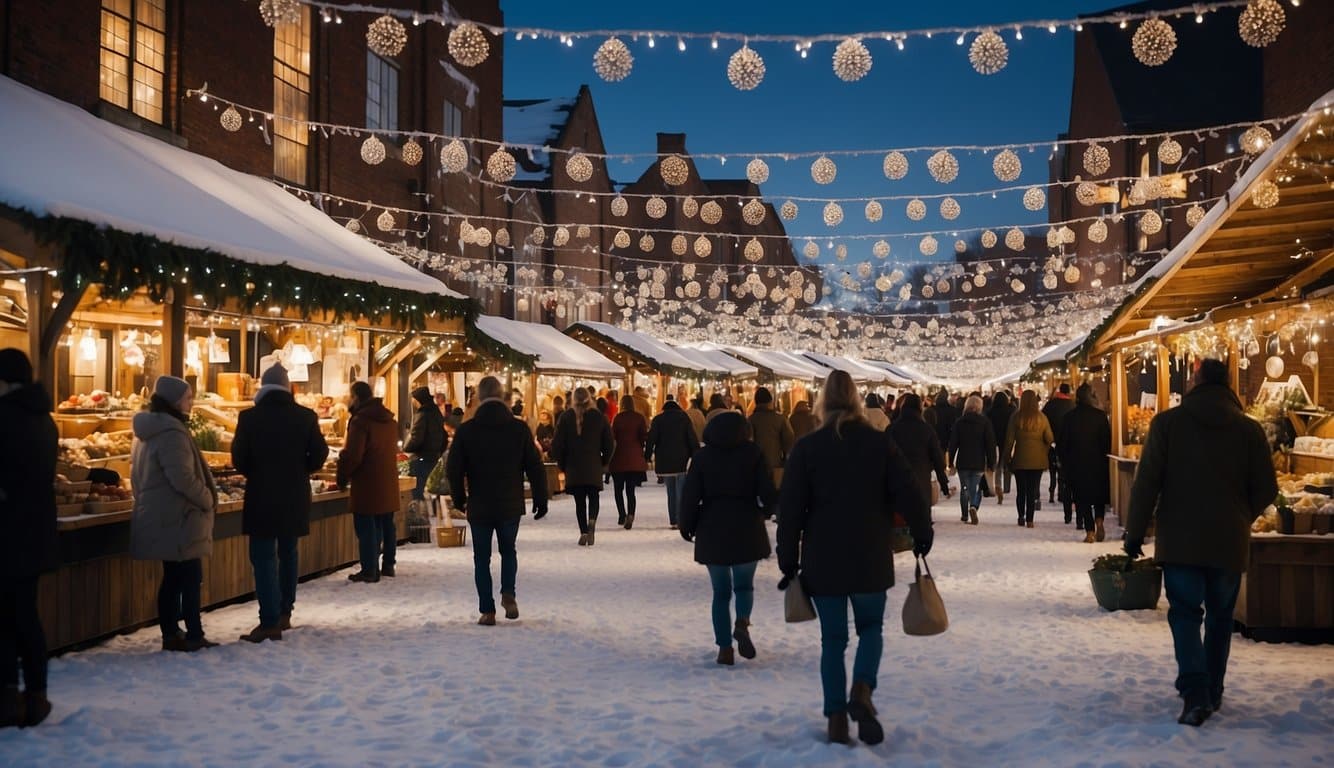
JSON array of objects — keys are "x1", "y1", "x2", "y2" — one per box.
[
  {"x1": 1126, "y1": 384, "x2": 1277, "y2": 573},
  {"x1": 403, "y1": 401, "x2": 448, "y2": 459},
  {"x1": 644, "y1": 401, "x2": 698, "y2": 474},
  {"x1": 930, "y1": 396, "x2": 959, "y2": 450},
  {"x1": 778, "y1": 418, "x2": 933, "y2": 595},
  {"x1": 1056, "y1": 402, "x2": 1112, "y2": 505},
  {"x1": 1041, "y1": 396, "x2": 1075, "y2": 439},
  {"x1": 947, "y1": 411, "x2": 997, "y2": 472},
  {"x1": 446, "y1": 400, "x2": 547, "y2": 524},
  {"x1": 987, "y1": 401, "x2": 1016, "y2": 464},
  {"x1": 679, "y1": 412, "x2": 776, "y2": 565},
  {"x1": 232, "y1": 390, "x2": 330, "y2": 539},
  {"x1": 1, "y1": 383, "x2": 59, "y2": 577},
  {"x1": 550, "y1": 407, "x2": 614, "y2": 488},
  {"x1": 887, "y1": 411, "x2": 949, "y2": 504}
]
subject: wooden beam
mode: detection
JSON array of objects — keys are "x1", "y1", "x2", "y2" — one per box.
[
  {"x1": 24, "y1": 271, "x2": 52, "y2": 389},
  {"x1": 372, "y1": 334, "x2": 420, "y2": 379},
  {"x1": 163, "y1": 293, "x2": 186, "y2": 379},
  {"x1": 1156, "y1": 344, "x2": 1171, "y2": 413},
  {"x1": 1109, "y1": 348, "x2": 1125, "y2": 456},
  {"x1": 408, "y1": 347, "x2": 447, "y2": 385},
  {"x1": 1250, "y1": 248, "x2": 1334, "y2": 303},
  {"x1": 1227, "y1": 341, "x2": 1240, "y2": 398}
]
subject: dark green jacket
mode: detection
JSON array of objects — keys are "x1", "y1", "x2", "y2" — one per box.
[{"x1": 1125, "y1": 383, "x2": 1277, "y2": 573}]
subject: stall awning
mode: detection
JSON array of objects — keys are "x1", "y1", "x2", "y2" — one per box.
[
  {"x1": 671, "y1": 345, "x2": 759, "y2": 379},
  {"x1": 716, "y1": 345, "x2": 822, "y2": 382},
  {"x1": 565, "y1": 321, "x2": 724, "y2": 379},
  {"x1": 800, "y1": 351, "x2": 904, "y2": 385},
  {"x1": 472, "y1": 315, "x2": 622, "y2": 377},
  {"x1": 0, "y1": 75, "x2": 468, "y2": 323}
]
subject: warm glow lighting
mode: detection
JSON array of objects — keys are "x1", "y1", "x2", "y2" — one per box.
[{"x1": 78, "y1": 328, "x2": 98, "y2": 361}]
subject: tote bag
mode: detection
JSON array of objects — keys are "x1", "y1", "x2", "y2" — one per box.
[
  {"x1": 902, "y1": 556, "x2": 948, "y2": 635},
  {"x1": 784, "y1": 576, "x2": 817, "y2": 623}
]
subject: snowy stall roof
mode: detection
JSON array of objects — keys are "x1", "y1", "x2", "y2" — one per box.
[
  {"x1": 0, "y1": 75, "x2": 466, "y2": 313},
  {"x1": 473, "y1": 315, "x2": 622, "y2": 377},
  {"x1": 716, "y1": 345, "x2": 823, "y2": 382},
  {"x1": 670, "y1": 345, "x2": 759, "y2": 380},
  {"x1": 863, "y1": 360, "x2": 926, "y2": 386},
  {"x1": 565, "y1": 321, "x2": 723, "y2": 379},
  {"x1": 800, "y1": 351, "x2": 901, "y2": 385},
  {"x1": 503, "y1": 97, "x2": 576, "y2": 182}
]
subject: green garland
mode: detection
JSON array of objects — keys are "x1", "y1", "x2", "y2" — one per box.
[
  {"x1": 6, "y1": 205, "x2": 474, "y2": 330},
  {"x1": 464, "y1": 322, "x2": 539, "y2": 372},
  {"x1": 563, "y1": 325, "x2": 706, "y2": 381}
]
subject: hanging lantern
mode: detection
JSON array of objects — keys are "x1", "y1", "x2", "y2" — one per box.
[
  {"x1": 258, "y1": 0, "x2": 301, "y2": 27},
  {"x1": 1075, "y1": 181, "x2": 1100, "y2": 207},
  {"x1": 906, "y1": 199, "x2": 927, "y2": 221},
  {"x1": 1158, "y1": 138, "x2": 1183, "y2": 165},
  {"x1": 694, "y1": 235, "x2": 712, "y2": 258},
  {"x1": 613, "y1": 230, "x2": 630, "y2": 249},
  {"x1": 883, "y1": 151, "x2": 909, "y2": 180},
  {"x1": 940, "y1": 197, "x2": 961, "y2": 220},
  {"x1": 486, "y1": 148, "x2": 516, "y2": 182},
  {"x1": 1139, "y1": 210, "x2": 1163, "y2": 234},
  {"x1": 981, "y1": 230, "x2": 998, "y2": 248},
  {"x1": 727, "y1": 45, "x2": 766, "y2": 90},
  {"x1": 864, "y1": 201, "x2": 883, "y2": 222},
  {"x1": 639, "y1": 234, "x2": 655, "y2": 252},
  {"x1": 448, "y1": 22, "x2": 490, "y2": 67},
  {"x1": 823, "y1": 202, "x2": 844, "y2": 227},
  {"x1": 1087, "y1": 219, "x2": 1108, "y2": 244},
  {"x1": 565, "y1": 152, "x2": 594, "y2": 182},
  {"x1": 810, "y1": 155, "x2": 837, "y2": 184},
  {"x1": 803, "y1": 240, "x2": 820, "y2": 260},
  {"x1": 1131, "y1": 18, "x2": 1177, "y2": 66},
  {"x1": 744, "y1": 238, "x2": 764, "y2": 262},
  {"x1": 593, "y1": 37, "x2": 634, "y2": 81},
  {"x1": 219, "y1": 105, "x2": 243, "y2": 132},
  {"x1": 360, "y1": 135, "x2": 386, "y2": 165},
  {"x1": 671, "y1": 234, "x2": 688, "y2": 256},
  {"x1": 1241, "y1": 125, "x2": 1272, "y2": 155},
  {"x1": 646, "y1": 196, "x2": 668, "y2": 219},
  {"x1": 660, "y1": 154, "x2": 690, "y2": 186},
  {"x1": 611, "y1": 195, "x2": 629, "y2": 217},
  {"x1": 969, "y1": 30, "x2": 1008, "y2": 75},
  {"x1": 1238, "y1": 0, "x2": 1286, "y2": 48},
  {"x1": 367, "y1": 15, "x2": 408, "y2": 58},
  {"x1": 1005, "y1": 228, "x2": 1026, "y2": 251},
  {"x1": 926, "y1": 150, "x2": 959, "y2": 183},
  {"x1": 682, "y1": 196, "x2": 699, "y2": 218},
  {"x1": 746, "y1": 158, "x2": 770, "y2": 184},
  {"x1": 919, "y1": 235, "x2": 938, "y2": 256},
  {"x1": 1185, "y1": 203, "x2": 1206, "y2": 227},
  {"x1": 780, "y1": 200, "x2": 798, "y2": 220},
  {"x1": 873, "y1": 240, "x2": 890, "y2": 259},
  {"x1": 700, "y1": 200, "x2": 723, "y2": 225},
  {"x1": 832, "y1": 37, "x2": 872, "y2": 82},
  {"x1": 1251, "y1": 179, "x2": 1280, "y2": 209},
  {"x1": 440, "y1": 139, "x2": 468, "y2": 173},
  {"x1": 1022, "y1": 187, "x2": 1047, "y2": 211},
  {"x1": 992, "y1": 149, "x2": 1021, "y2": 182},
  {"x1": 552, "y1": 226, "x2": 570, "y2": 247},
  {"x1": 1083, "y1": 143, "x2": 1111, "y2": 176},
  {"x1": 742, "y1": 199, "x2": 766, "y2": 226},
  {"x1": 376, "y1": 209, "x2": 395, "y2": 232},
  {"x1": 400, "y1": 138, "x2": 423, "y2": 166}
]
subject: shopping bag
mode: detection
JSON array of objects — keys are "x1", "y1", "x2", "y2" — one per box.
[
  {"x1": 902, "y1": 556, "x2": 948, "y2": 635},
  {"x1": 784, "y1": 575, "x2": 817, "y2": 623}
]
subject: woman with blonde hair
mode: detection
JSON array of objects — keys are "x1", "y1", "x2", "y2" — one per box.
[
  {"x1": 777, "y1": 370, "x2": 933, "y2": 745},
  {"x1": 1004, "y1": 389, "x2": 1054, "y2": 528},
  {"x1": 947, "y1": 395, "x2": 996, "y2": 525},
  {"x1": 608, "y1": 394, "x2": 649, "y2": 529},
  {"x1": 551, "y1": 387, "x2": 614, "y2": 545}
]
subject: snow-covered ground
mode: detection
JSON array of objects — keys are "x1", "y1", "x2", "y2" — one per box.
[{"x1": 5, "y1": 476, "x2": 1331, "y2": 766}]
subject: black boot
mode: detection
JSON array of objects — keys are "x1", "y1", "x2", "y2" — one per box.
[
  {"x1": 848, "y1": 681, "x2": 884, "y2": 745},
  {"x1": 21, "y1": 690, "x2": 51, "y2": 728},
  {"x1": 827, "y1": 712, "x2": 850, "y2": 744},
  {"x1": 1178, "y1": 691, "x2": 1212, "y2": 727},
  {"x1": 733, "y1": 619, "x2": 755, "y2": 659},
  {"x1": 1, "y1": 686, "x2": 21, "y2": 728}
]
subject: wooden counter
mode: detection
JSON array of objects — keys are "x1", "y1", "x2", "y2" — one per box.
[
  {"x1": 1289, "y1": 451, "x2": 1334, "y2": 475},
  {"x1": 39, "y1": 478, "x2": 414, "y2": 652},
  {"x1": 1235, "y1": 533, "x2": 1334, "y2": 644}
]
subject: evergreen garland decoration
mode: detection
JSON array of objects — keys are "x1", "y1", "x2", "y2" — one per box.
[
  {"x1": 463, "y1": 321, "x2": 540, "y2": 372},
  {"x1": 564, "y1": 325, "x2": 711, "y2": 381},
  {"x1": 7, "y1": 205, "x2": 473, "y2": 329}
]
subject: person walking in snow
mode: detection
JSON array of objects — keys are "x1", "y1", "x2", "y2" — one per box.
[
  {"x1": 748, "y1": 387, "x2": 794, "y2": 489},
  {"x1": 645, "y1": 397, "x2": 699, "y2": 529},
  {"x1": 778, "y1": 371, "x2": 933, "y2": 746},
  {"x1": 1124, "y1": 359, "x2": 1276, "y2": 727},
  {"x1": 887, "y1": 393, "x2": 950, "y2": 508},
  {"x1": 551, "y1": 387, "x2": 614, "y2": 546},
  {"x1": 1055, "y1": 384, "x2": 1112, "y2": 543},
  {"x1": 863, "y1": 393, "x2": 890, "y2": 432},
  {"x1": 446, "y1": 376, "x2": 548, "y2": 626},
  {"x1": 403, "y1": 386, "x2": 447, "y2": 509},
  {"x1": 678, "y1": 411, "x2": 777, "y2": 666},
  {"x1": 788, "y1": 399, "x2": 818, "y2": 439},
  {"x1": 1042, "y1": 383, "x2": 1076, "y2": 521},
  {"x1": 947, "y1": 395, "x2": 996, "y2": 526},
  {"x1": 609, "y1": 395, "x2": 649, "y2": 529},
  {"x1": 985, "y1": 391, "x2": 1016, "y2": 504},
  {"x1": 336, "y1": 381, "x2": 401, "y2": 582},
  {"x1": 1004, "y1": 390, "x2": 1053, "y2": 528},
  {"x1": 685, "y1": 396, "x2": 707, "y2": 442}
]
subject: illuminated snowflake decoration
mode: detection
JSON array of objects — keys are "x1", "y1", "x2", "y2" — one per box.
[
  {"x1": 594, "y1": 37, "x2": 634, "y2": 81},
  {"x1": 832, "y1": 37, "x2": 872, "y2": 82}
]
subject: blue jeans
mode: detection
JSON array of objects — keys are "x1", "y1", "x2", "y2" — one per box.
[
  {"x1": 812, "y1": 592, "x2": 888, "y2": 716},
  {"x1": 706, "y1": 562, "x2": 758, "y2": 647},
  {"x1": 664, "y1": 473, "x2": 687, "y2": 525},
  {"x1": 353, "y1": 514, "x2": 396, "y2": 576},
  {"x1": 958, "y1": 470, "x2": 984, "y2": 518},
  {"x1": 1163, "y1": 565, "x2": 1241, "y2": 704},
  {"x1": 470, "y1": 518, "x2": 520, "y2": 614},
  {"x1": 409, "y1": 455, "x2": 438, "y2": 501},
  {"x1": 249, "y1": 536, "x2": 298, "y2": 628}
]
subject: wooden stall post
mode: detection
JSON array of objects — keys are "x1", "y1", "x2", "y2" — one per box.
[
  {"x1": 1156, "y1": 343, "x2": 1171, "y2": 413},
  {"x1": 1110, "y1": 348, "x2": 1125, "y2": 456},
  {"x1": 162, "y1": 289, "x2": 186, "y2": 379},
  {"x1": 1227, "y1": 341, "x2": 1241, "y2": 397},
  {"x1": 1067, "y1": 361, "x2": 1082, "y2": 390}
]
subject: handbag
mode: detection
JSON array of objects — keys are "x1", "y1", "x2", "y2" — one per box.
[
  {"x1": 784, "y1": 575, "x2": 817, "y2": 623},
  {"x1": 902, "y1": 556, "x2": 948, "y2": 635}
]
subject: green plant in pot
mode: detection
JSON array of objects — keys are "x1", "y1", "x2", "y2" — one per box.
[{"x1": 1088, "y1": 553, "x2": 1163, "y2": 611}]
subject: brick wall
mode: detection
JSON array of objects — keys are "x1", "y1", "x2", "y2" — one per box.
[{"x1": 1263, "y1": 1, "x2": 1334, "y2": 118}]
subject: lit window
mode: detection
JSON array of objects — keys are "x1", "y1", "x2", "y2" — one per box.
[
  {"x1": 273, "y1": 6, "x2": 311, "y2": 184},
  {"x1": 100, "y1": 0, "x2": 167, "y2": 123},
  {"x1": 366, "y1": 52, "x2": 398, "y2": 131}
]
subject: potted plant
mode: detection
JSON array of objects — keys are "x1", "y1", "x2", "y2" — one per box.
[{"x1": 1088, "y1": 553, "x2": 1162, "y2": 611}]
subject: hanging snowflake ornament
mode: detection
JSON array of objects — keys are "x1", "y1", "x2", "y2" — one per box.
[
  {"x1": 1083, "y1": 143, "x2": 1111, "y2": 176},
  {"x1": 376, "y1": 209, "x2": 395, "y2": 232},
  {"x1": 694, "y1": 235, "x2": 712, "y2": 258},
  {"x1": 1132, "y1": 18, "x2": 1177, "y2": 66},
  {"x1": 823, "y1": 202, "x2": 844, "y2": 227},
  {"x1": 969, "y1": 30, "x2": 1009, "y2": 75},
  {"x1": 742, "y1": 199, "x2": 766, "y2": 226},
  {"x1": 744, "y1": 238, "x2": 764, "y2": 262},
  {"x1": 671, "y1": 235, "x2": 688, "y2": 256},
  {"x1": 780, "y1": 200, "x2": 798, "y2": 220},
  {"x1": 810, "y1": 155, "x2": 837, "y2": 184},
  {"x1": 1238, "y1": 0, "x2": 1285, "y2": 47},
  {"x1": 1088, "y1": 219, "x2": 1108, "y2": 243},
  {"x1": 1139, "y1": 210, "x2": 1163, "y2": 234},
  {"x1": 485, "y1": 148, "x2": 516, "y2": 182},
  {"x1": 639, "y1": 234, "x2": 656, "y2": 252},
  {"x1": 473, "y1": 227, "x2": 492, "y2": 247},
  {"x1": 565, "y1": 152, "x2": 593, "y2": 182},
  {"x1": 1043, "y1": 273, "x2": 1059, "y2": 291},
  {"x1": 919, "y1": 236, "x2": 938, "y2": 256},
  {"x1": 927, "y1": 150, "x2": 959, "y2": 183},
  {"x1": 593, "y1": 37, "x2": 634, "y2": 81},
  {"x1": 1059, "y1": 225, "x2": 1076, "y2": 245},
  {"x1": 1005, "y1": 228, "x2": 1026, "y2": 251},
  {"x1": 1158, "y1": 138, "x2": 1183, "y2": 165},
  {"x1": 576, "y1": 224, "x2": 591, "y2": 239},
  {"x1": 448, "y1": 22, "x2": 490, "y2": 67},
  {"x1": 613, "y1": 230, "x2": 631, "y2": 249},
  {"x1": 1075, "y1": 181, "x2": 1100, "y2": 207},
  {"x1": 865, "y1": 201, "x2": 883, "y2": 223},
  {"x1": 440, "y1": 139, "x2": 468, "y2": 173},
  {"x1": 1241, "y1": 125, "x2": 1272, "y2": 155},
  {"x1": 981, "y1": 230, "x2": 998, "y2": 249},
  {"x1": 345, "y1": 219, "x2": 361, "y2": 234},
  {"x1": 219, "y1": 105, "x2": 243, "y2": 132},
  {"x1": 400, "y1": 138, "x2": 423, "y2": 166},
  {"x1": 873, "y1": 240, "x2": 890, "y2": 259},
  {"x1": 746, "y1": 158, "x2": 769, "y2": 184},
  {"x1": 646, "y1": 196, "x2": 668, "y2": 219},
  {"x1": 940, "y1": 197, "x2": 961, "y2": 220},
  {"x1": 883, "y1": 151, "x2": 909, "y2": 180},
  {"x1": 682, "y1": 196, "x2": 699, "y2": 218},
  {"x1": 1023, "y1": 186, "x2": 1047, "y2": 211},
  {"x1": 1252, "y1": 179, "x2": 1280, "y2": 208},
  {"x1": 660, "y1": 154, "x2": 690, "y2": 186},
  {"x1": 1185, "y1": 203, "x2": 1206, "y2": 226},
  {"x1": 367, "y1": 15, "x2": 408, "y2": 58},
  {"x1": 530, "y1": 226, "x2": 547, "y2": 245},
  {"x1": 553, "y1": 226, "x2": 570, "y2": 247},
  {"x1": 1064, "y1": 264, "x2": 1082, "y2": 284},
  {"x1": 954, "y1": 239, "x2": 968, "y2": 254},
  {"x1": 360, "y1": 135, "x2": 386, "y2": 165},
  {"x1": 700, "y1": 201, "x2": 723, "y2": 225},
  {"x1": 832, "y1": 37, "x2": 872, "y2": 82},
  {"x1": 992, "y1": 149, "x2": 1021, "y2": 182},
  {"x1": 258, "y1": 0, "x2": 301, "y2": 27},
  {"x1": 803, "y1": 240, "x2": 820, "y2": 259},
  {"x1": 495, "y1": 227, "x2": 511, "y2": 247},
  {"x1": 610, "y1": 195, "x2": 629, "y2": 217},
  {"x1": 727, "y1": 45, "x2": 766, "y2": 91},
  {"x1": 906, "y1": 199, "x2": 927, "y2": 221}
]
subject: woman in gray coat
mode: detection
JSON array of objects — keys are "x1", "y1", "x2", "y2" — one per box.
[{"x1": 130, "y1": 376, "x2": 218, "y2": 652}]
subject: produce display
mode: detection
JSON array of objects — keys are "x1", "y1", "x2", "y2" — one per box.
[
  {"x1": 1254, "y1": 473, "x2": 1334, "y2": 533},
  {"x1": 57, "y1": 391, "x2": 144, "y2": 412},
  {"x1": 216, "y1": 476, "x2": 247, "y2": 504},
  {"x1": 87, "y1": 481, "x2": 131, "y2": 503},
  {"x1": 1292, "y1": 436, "x2": 1334, "y2": 455},
  {"x1": 58, "y1": 432, "x2": 133, "y2": 462}
]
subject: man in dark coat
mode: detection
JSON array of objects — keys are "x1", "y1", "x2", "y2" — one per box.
[
  {"x1": 1042, "y1": 383, "x2": 1076, "y2": 518},
  {"x1": 645, "y1": 398, "x2": 699, "y2": 528},
  {"x1": 788, "y1": 400, "x2": 817, "y2": 439},
  {"x1": 337, "y1": 381, "x2": 402, "y2": 583},
  {"x1": 929, "y1": 390, "x2": 958, "y2": 464},
  {"x1": 887, "y1": 393, "x2": 950, "y2": 507},
  {"x1": 446, "y1": 376, "x2": 547, "y2": 625},
  {"x1": 0, "y1": 349, "x2": 58, "y2": 727},
  {"x1": 748, "y1": 387, "x2": 795, "y2": 488},
  {"x1": 403, "y1": 386, "x2": 447, "y2": 506},
  {"x1": 986, "y1": 391, "x2": 1016, "y2": 503},
  {"x1": 1124, "y1": 360, "x2": 1277, "y2": 727},
  {"x1": 1056, "y1": 384, "x2": 1112, "y2": 543},
  {"x1": 232, "y1": 364, "x2": 329, "y2": 642}
]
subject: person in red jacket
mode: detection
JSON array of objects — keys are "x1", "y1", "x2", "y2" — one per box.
[
  {"x1": 609, "y1": 395, "x2": 649, "y2": 529},
  {"x1": 336, "y1": 381, "x2": 402, "y2": 583}
]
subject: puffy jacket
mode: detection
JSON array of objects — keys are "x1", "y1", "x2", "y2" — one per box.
[
  {"x1": 608, "y1": 410, "x2": 649, "y2": 473},
  {"x1": 403, "y1": 401, "x2": 448, "y2": 459},
  {"x1": 0, "y1": 383, "x2": 59, "y2": 577},
  {"x1": 645, "y1": 401, "x2": 698, "y2": 475},
  {"x1": 336, "y1": 398, "x2": 401, "y2": 516},
  {"x1": 679, "y1": 412, "x2": 776, "y2": 565},
  {"x1": 1126, "y1": 384, "x2": 1277, "y2": 573},
  {"x1": 446, "y1": 399, "x2": 546, "y2": 524},
  {"x1": 948, "y1": 411, "x2": 997, "y2": 472},
  {"x1": 551, "y1": 407, "x2": 614, "y2": 488},
  {"x1": 1004, "y1": 412, "x2": 1054, "y2": 471},
  {"x1": 130, "y1": 410, "x2": 216, "y2": 561},
  {"x1": 749, "y1": 404, "x2": 795, "y2": 471},
  {"x1": 232, "y1": 389, "x2": 329, "y2": 539}
]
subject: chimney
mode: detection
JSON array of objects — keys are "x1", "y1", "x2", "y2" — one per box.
[{"x1": 656, "y1": 132, "x2": 687, "y2": 155}]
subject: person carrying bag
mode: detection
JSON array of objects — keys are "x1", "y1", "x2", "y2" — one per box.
[{"x1": 901, "y1": 556, "x2": 948, "y2": 636}]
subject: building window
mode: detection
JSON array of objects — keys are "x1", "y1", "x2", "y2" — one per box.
[
  {"x1": 99, "y1": 0, "x2": 167, "y2": 123},
  {"x1": 366, "y1": 52, "x2": 398, "y2": 131},
  {"x1": 442, "y1": 100, "x2": 462, "y2": 136},
  {"x1": 273, "y1": 6, "x2": 311, "y2": 184}
]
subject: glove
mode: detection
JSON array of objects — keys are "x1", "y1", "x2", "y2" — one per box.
[
  {"x1": 777, "y1": 570, "x2": 796, "y2": 590},
  {"x1": 913, "y1": 527, "x2": 934, "y2": 557},
  {"x1": 532, "y1": 501, "x2": 548, "y2": 520},
  {"x1": 940, "y1": 484, "x2": 951, "y2": 499},
  {"x1": 452, "y1": 497, "x2": 466, "y2": 515},
  {"x1": 679, "y1": 528, "x2": 694, "y2": 543},
  {"x1": 1124, "y1": 538, "x2": 1144, "y2": 559}
]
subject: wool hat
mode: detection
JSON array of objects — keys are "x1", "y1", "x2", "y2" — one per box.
[
  {"x1": 0, "y1": 348, "x2": 34, "y2": 384},
  {"x1": 411, "y1": 386, "x2": 433, "y2": 405},
  {"x1": 153, "y1": 375, "x2": 191, "y2": 405},
  {"x1": 261, "y1": 363, "x2": 290, "y2": 388},
  {"x1": 753, "y1": 386, "x2": 773, "y2": 405}
]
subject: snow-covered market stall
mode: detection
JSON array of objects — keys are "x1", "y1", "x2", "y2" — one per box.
[{"x1": 563, "y1": 319, "x2": 727, "y2": 412}]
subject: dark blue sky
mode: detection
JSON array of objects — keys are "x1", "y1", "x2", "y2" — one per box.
[{"x1": 501, "y1": 0, "x2": 1133, "y2": 265}]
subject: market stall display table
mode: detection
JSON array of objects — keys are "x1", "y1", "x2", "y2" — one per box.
[{"x1": 1235, "y1": 533, "x2": 1334, "y2": 644}]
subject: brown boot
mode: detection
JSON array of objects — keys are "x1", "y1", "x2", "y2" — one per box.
[
  {"x1": 279, "y1": 612, "x2": 293, "y2": 631},
  {"x1": 478, "y1": 613, "x2": 496, "y2": 626},
  {"x1": 848, "y1": 681, "x2": 884, "y2": 745},
  {"x1": 827, "y1": 712, "x2": 850, "y2": 744},
  {"x1": 239, "y1": 625, "x2": 283, "y2": 643},
  {"x1": 716, "y1": 646, "x2": 734, "y2": 666},
  {"x1": 732, "y1": 619, "x2": 756, "y2": 659},
  {"x1": 1, "y1": 686, "x2": 21, "y2": 728},
  {"x1": 21, "y1": 691, "x2": 51, "y2": 728},
  {"x1": 501, "y1": 593, "x2": 519, "y2": 620},
  {"x1": 1095, "y1": 519, "x2": 1106, "y2": 542},
  {"x1": 1084, "y1": 531, "x2": 1097, "y2": 543}
]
